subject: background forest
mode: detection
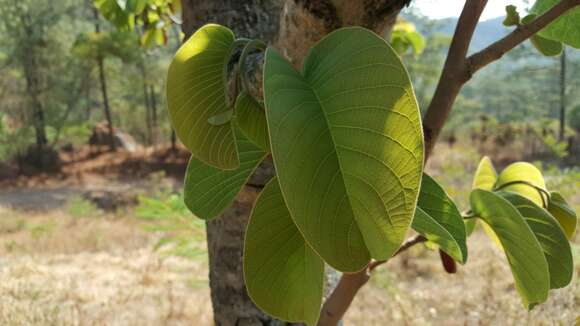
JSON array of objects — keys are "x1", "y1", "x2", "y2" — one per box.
[
  {"x1": 1, "y1": 0, "x2": 579, "y2": 166},
  {"x1": 0, "y1": 0, "x2": 578, "y2": 325}
]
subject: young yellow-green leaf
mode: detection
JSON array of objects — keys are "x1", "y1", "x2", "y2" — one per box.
[
  {"x1": 244, "y1": 178, "x2": 324, "y2": 326},
  {"x1": 417, "y1": 174, "x2": 467, "y2": 263},
  {"x1": 499, "y1": 192, "x2": 573, "y2": 289},
  {"x1": 183, "y1": 132, "x2": 266, "y2": 220},
  {"x1": 235, "y1": 91, "x2": 270, "y2": 151},
  {"x1": 472, "y1": 156, "x2": 501, "y2": 244},
  {"x1": 548, "y1": 192, "x2": 577, "y2": 239},
  {"x1": 503, "y1": 5, "x2": 521, "y2": 26},
  {"x1": 521, "y1": 14, "x2": 563, "y2": 57},
  {"x1": 167, "y1": 24, "x2": 239, "y2": 170},
  {"x1": 412, "y1": 207, "x2": 463, "y2": 263},
  {"x1": 263, "y1": 27, "x2": 423, "y2": 271},
  {"x1": 495, "y1": 162, "x2": 548, "y2": 208},
  {"x1": 470, "y1": 189, "x2": 549, "y2": 309},
  {"x1": 532, "y1": 0, "x2": 580, "y2": 48},
  {"x1": 472, "y1": 156, "x2": 497, "y2": 190}
]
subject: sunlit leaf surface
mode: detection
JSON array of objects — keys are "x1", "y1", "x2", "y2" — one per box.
[{"x1": 263, "y1": 27, "x2": 423, "y2": 271}]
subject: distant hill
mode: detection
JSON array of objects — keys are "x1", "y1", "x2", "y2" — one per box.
[{"x1": 406, "y1": 15, "x2": 509, "y2": 52}]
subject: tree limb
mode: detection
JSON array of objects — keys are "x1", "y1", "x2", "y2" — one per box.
[
  {"x1": 422, "y1": 0, "x2": 488, "y2": 159},
  {"x1": 318, "y1": 234, "x2": 426, "y2": 326},
  {"x1": 467, "y1": 0, "x2": 579, "y2": 76},
  {"x1": 423, "y1": 0, "x2": 580, "y2": 159}
]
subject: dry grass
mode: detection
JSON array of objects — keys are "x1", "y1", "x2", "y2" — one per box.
[
  {"x1": 345, "y1": 231, "x2": 579, "y2": 325},
  {"x1": 0, "y1": 208, "x2": 212, "y2": 326},
  {"x1": 0, "y1": 143, "x2": 578, "y2": 325}
]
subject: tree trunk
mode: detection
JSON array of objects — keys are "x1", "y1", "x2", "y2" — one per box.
[
  {"x1": 141, "y1": 63, "x2": 153, "y2": 146},
  {"x1": 24, "y1": 60, "x2": 47, "y2": 148},
  {"x1": 181, "y1": 1, "x2": 408, "y2": 325},
  {"x1": 94, "y1": 8, "x2": 116, "y2": 151},
  {"x1": 559, "y1": 48, "x2": 566, "y2": 141},
  {"x1": 22, "y1": 25, "x2": 47, "y2": 148},
  {"x1": 150, "y1": 84, "x2": 158, "y2": 145}
]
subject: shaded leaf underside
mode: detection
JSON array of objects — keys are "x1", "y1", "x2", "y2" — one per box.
[
  {"x1": 184, "y1": 132, "x2": 266, "y2": 220},
  {"x1": 244, "y1": 178, "x2": 324, "y2": 326}
]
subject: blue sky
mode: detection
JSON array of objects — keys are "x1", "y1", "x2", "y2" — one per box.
[{"x1": 410, "y1": 0, "x2": 530, "y2": 20}]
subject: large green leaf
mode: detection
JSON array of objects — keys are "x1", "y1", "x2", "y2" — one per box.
[
  {"x1": 495, "y1": 162, "x2": 548, "y2": 208},
  {"x1": 499, "y1": 192, "x2": 573, "y2": 289},
  {"x1": 235, "y1": 91, "x2": 270, "y2": 151},
  {"x1": 244, "y1": 178, "x2": 324, "y2": 326},
  {"x1": 263, "y1": 27, "x2": 423, "y2": 271},
  {"x1": 167, "y1": 24, "x2": 239, "y2": 170},
  {"x1": 547, "y1": 192, "x2": 577, "y2": 239},
  {"x1": 412, "y1": 207, "x2": 463, "y2": 263},
  {"x1": 416, "y1": 174, "x2": 467, "y2": 263},
  {"x1": 470, "y1": 189, "x2": 549, "y2": 309},
  {"x1": 183, "y1": 132, "x2": 266, "y2": 219},
  {"x1": 532, "y1": 0, "x2": 580, "y2": 48}
]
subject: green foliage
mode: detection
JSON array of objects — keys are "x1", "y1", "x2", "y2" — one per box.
[
  {"x1": 503, "y1": 5, "x2": 521, "y2": 27},
  {"x1": 95, "y1": 0, "x2": 180, "y2": 47},
  {"x1": 414, "y1": 174, "x2": 467, "y2": 263},
  {"x1": 66, "y1": 196, "x2": 102, "y2": 218},
  {"x1": 470, "y1": 189, "x2": 549, "y2": 309},
  {"x1": 136, "y1": 190, "x2": 206, "y2": 259},
  {"x1": 171, "y1": 25, "x2": 425, "y2": 322},
  {"x1": 468, "y1": 157, "x2": 576, "y2": 308},
  {"x1": 183, "y1": 132, "x2": 266, "y2": 220},
  {"x1": 412, "y1": 207, "x2": 464, "y2": 263},
  {"x1": 499, "y1": 191, "x2": 573, "y2": 289},
  {"x1": 263, "y1": 27, "x2": 423, "y2": 270},
  {"x1": 166, "y1": 20, "x2": 578, "y2": 322},
  {"x1": 244, "y1": 178, "x2": 324, "y2": 326},
  {"x1": 521, "y1": 13, "x2": 563, "y2": 57},
  {"x1": 166, "y1": 24, "x2": 239, "y2": 170},
  {"x1": 532, "y1": 0, "x2": 580, "y2": 48},
  {"x1": 569, "y1": 104, "x2": 580, "y2": 132},
  {"x1": 95, "y1": 0, "x2": 135, "y2": 31},
  {"x1": 390, "y1": 20, "x2": 426, "y2": 57},
  {"x1": 73, "y1": 30, "x2": 141, "y2": 62}
]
